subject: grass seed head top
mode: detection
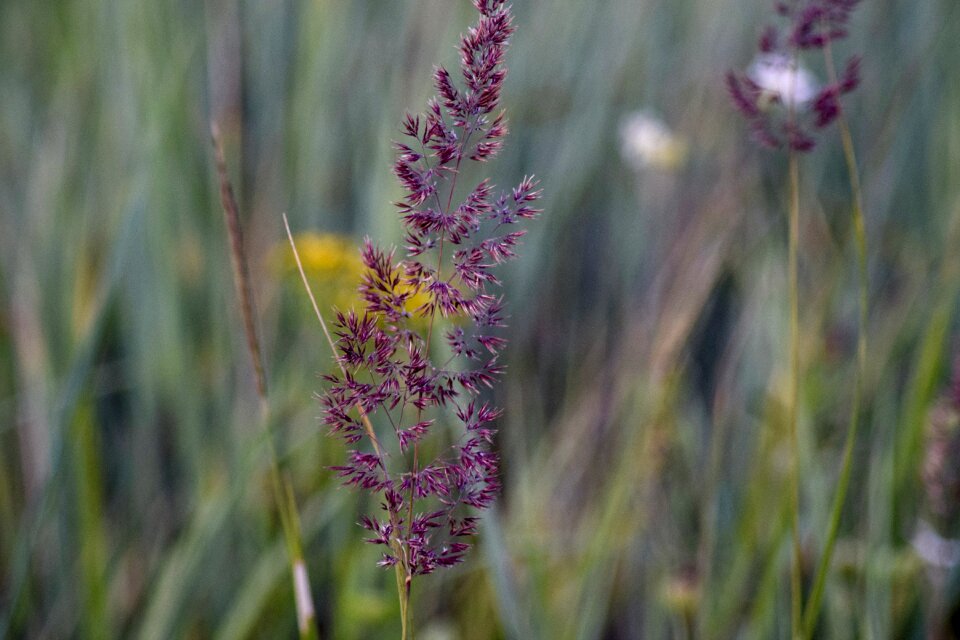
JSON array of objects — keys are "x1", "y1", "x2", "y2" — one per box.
[
  {"x1": 726, "y1": 0, "x2": 862, "y2": 151},
  {"x1": 322, "y1": 0, "x2": 541, "y2": 578}
]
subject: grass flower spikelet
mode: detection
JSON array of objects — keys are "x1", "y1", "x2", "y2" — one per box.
[{"x1": 322, "y1": 0, "x2": 541, "y2": 584}]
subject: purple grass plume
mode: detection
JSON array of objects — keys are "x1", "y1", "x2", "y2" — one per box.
[
  {"x1": 322, "y1": 0, "x2": 541, "y2": 579},
  {"x1": 726, "y1": 0, "x2": 862, "y2": 151}
]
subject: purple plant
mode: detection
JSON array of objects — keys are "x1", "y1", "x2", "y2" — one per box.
[
  {"x1": 320, "y1": 0, "x2": 540, "y2": 616},
  {"x1": 726, "y1": 0, "x2": 861, "y2": 150},
  {"x1": 725, "y1": 1, "x2": 868, "y2": 638}
]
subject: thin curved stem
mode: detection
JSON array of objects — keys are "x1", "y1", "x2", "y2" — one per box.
[{"x1": 284, "y1": 213, "x2": 409, "y2": 634}]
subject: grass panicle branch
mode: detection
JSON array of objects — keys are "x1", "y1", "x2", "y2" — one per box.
[{"x1": 306, "y1": 2, "x2": 541, "y2": 636}]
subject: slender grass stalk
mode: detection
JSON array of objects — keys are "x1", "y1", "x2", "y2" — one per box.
[
  {"x1": 280, "y1": 215, "x2": 385, "y2": 458},
  {"x1": 396, "y1": 565, "x2": 409, "y2": 640},
  {"x1": 405, "y1": 583, "x2": 414, "y2": 640},
  {"x1": 212, "y1": 128, "x2": 267, "y2": 410},
  {"x1": 801, "y1": 41, "x2": 868, "y2": 638},
  {"x1": 283, "y1": 476, "x2": 320, "y2": 640},
  {"x1": 212, "y1": 127, "x2": 319, "y2": 640},
  {"x1": 73, "y1": 398, "x2": 108, "y2": 640},
  {"x1": 282, "y1": 213, "x2": 409, "y2": 639},
  {"x1": 728, "y1": 5, "x2": 867, "y2": 635},
  {"x1": 787, "y1": 147, "x2": 804, "y2": 640}
]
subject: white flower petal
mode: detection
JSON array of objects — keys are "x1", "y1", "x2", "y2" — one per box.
[{"x1": 747, "y1": 53, "x2": 819, "y2": 107}]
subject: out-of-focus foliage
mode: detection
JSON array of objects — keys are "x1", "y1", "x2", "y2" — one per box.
[{"x1": 1, "y1": 0, "x2": 959, "y2": 638}]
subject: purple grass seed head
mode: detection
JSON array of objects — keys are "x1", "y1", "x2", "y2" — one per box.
[
  {"x1": 322, "y1": 0, "x2": 541, "y2": 579},
  {"x1": 726, "y1": 0, "x2": 862, "y2": 152}
]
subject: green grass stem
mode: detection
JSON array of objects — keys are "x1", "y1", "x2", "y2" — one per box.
[
  {"x1": 213, "y1": 129, "x2": 319, "y2": 640},
  {"x1": 73, "y1": 398, "x2": 110, "y2": 640},
  {"x1": 801, "y1": 42, "x2": 870, "y2": 638},
  {"x1": 787, "y1": 147, "x2": 804, "y2": 640}
]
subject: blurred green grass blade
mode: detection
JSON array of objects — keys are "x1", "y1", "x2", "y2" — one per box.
[
  {"x1": 864, "y1": 387, "x2": 897, "y2": 639},
  {"x1": 135, "y1": 484, "x2": 234, "y2": 640},
  {"x1": 134, "y1": 429, "x2": 315, "y2": 639},
  {"x1": 572, "y1": 557, "x2": 618, "y2": 640},
  {"x1": 213, "y1": 538, "x2": 291, "y2": 640},
  {"x1": 744, "y1": 534, "x2": 789, "y2": 638},
  {"x1": 214, "y1": 491, "x2": 345, "y2": 640},
  {"x1": 480, "y1": 508, "x2": 531, "y2": 640},
  {"x1": 73, "y1": 397, "x2": 109, "y2": 640},
  {"x1": 894, "y1": 288, "x2": 956, "y2": 500},
  {"x1": 0, "y1": 196, "x2": 145, "y2": 638}
]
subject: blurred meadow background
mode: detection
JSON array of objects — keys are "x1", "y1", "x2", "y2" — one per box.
[{"x1": 2, "y1": 0, "x2": 960, "y2": 638}]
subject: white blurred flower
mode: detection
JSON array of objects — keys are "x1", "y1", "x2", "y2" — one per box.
[
  {"x1": 912, "y1": 520, "x2": 960, "y2": 569},
  {"x1": 619, "y1": 110, "x2": 688, "y2": 172},
  {"x1": 747, "y1": 53, "x2": 818, "y2": 108}
]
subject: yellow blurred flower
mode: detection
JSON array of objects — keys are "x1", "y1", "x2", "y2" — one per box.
[
  {"x1": 362, "y1": 267, "x2": 441, "y2": 330},
  {"x1": 283, "y1": 232, "x2": 363, "y2": 275},
  {"x1": 276, "y1": 232, "x2": 462, "y2": 332},
  {"x1": 275, "y1": 232, "x2": 364, "y2": 312},
  {"x1": 395, "y1": 273, "x2": 432, "y2": 319}
]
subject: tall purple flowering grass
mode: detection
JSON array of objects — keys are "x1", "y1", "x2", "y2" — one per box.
[
  {"x1": 727, "y1": 1, "x2": 867, "y2": 638},
  {"x1": 317, "y1": 0, "x2": 540, "y2": 632}
]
